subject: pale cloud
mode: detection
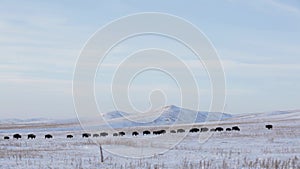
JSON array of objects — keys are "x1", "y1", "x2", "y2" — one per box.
[
  {"x1": 228, "y1": 0, "x2": 300, "y2": 16},
  {"x1": 223, "y1": 60, "x2": 300, "y2": 78},
  {"x1": 265, "y1": 0, "x2": 300, "y2": 16},
  {"x1": 0, "y1": 72, "x2": 72, "y2": 94}
]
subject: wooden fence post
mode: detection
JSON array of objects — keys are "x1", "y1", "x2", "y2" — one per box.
[{"x1": 100, "y1": 144, "x2": 104, "y2": 163}]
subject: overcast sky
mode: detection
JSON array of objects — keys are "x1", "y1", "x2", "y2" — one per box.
[{"x1": 0, "y1": 0, "x2": 300, "y2": 119}]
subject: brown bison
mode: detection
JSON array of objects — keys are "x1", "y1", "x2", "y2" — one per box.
[
  {"x1": 170, "y1": 130, "x2": 176, "y2": 133},
  {"x1": 132, "y1": 131, "x2": 139, "y2": 136},
  {"x1": 177, "y1": 129, "x2": 185, "y2": 133},
  {"x1": 93, "y1": 134, "x2": 100, "y2": 137},
  {"x1": 189, "y1": 128, "x2": 200, "y2": 133},
  {"x1": 82, "y1": 133, "x2": 91, "y2": 138},
  {"x1": 27, "y1": 134, "x2": 36, "y2": 139},
  {"x1": 226, "y1": 128, "x2": 231, "y2": 131},
  {"x1": 45, "y1": 134, "x2": 53, "y2": 139},
  {"x1": 265, "y1": 124, "x2": 273, "y2": 130},
  {"x1": 100, "y1": 132, "x2": 108, "y2": 137},
  {"x1": 153, "y1": 130, "x2": 166, "y2": 135},
  {"x1": 66, "y1": 135, "x2": 73, "y2": 138},
  {"x1": 201, "y1": 127, "x2": 209, "y2": 132},
  {"x1": 118, "y1": 131, "x2": 125, "y2": 136},
  {"x1": 215, "y1": 127, "x2": 224, "y2": 132},
  {"x1": 143, "y1": 130, "x2": 151, "y2": 135},
  {"x1": 232, "y1": 126, "x2": 240, "y2": 131},
  {"x1": 4, "y1": 136, "x2": 9, "y2": 140},
  {"x1": 13, "y1": 134, "x2": 21, "y2": 139}
]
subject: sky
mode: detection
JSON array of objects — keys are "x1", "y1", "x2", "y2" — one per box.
[{"x1": 0, "y1": 0, "x2": 300, "y2": 119}]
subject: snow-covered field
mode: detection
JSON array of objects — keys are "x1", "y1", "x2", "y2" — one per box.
[{"x1": 0, "y1": 109, "x2": 299, "y2": 169}]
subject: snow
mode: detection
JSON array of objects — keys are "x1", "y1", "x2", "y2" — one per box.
[{"x1": 0, "y1": 107, "x2": 299, "y2": 168}]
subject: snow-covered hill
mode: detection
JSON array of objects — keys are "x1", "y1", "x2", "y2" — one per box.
[{"x1": 99, "y1": 105, "x2": 233, "y2": 128}]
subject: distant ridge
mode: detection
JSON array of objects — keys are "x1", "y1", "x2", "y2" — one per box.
[{"x1": 99, "y1": 105, "x2": 233, "y2": 128}]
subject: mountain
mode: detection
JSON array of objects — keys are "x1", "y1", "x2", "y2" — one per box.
[{"x1": 101, "y1": 105, "x2": 233, "y2": 128}]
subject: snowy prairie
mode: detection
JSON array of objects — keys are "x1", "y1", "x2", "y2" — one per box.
[{"x1": 0, "y1": 108, "x2": 299, "y2": 169}]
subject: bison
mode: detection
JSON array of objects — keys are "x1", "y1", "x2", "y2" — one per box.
[
  {"x1": 132, "y1": 131, "x2": 139, "y2": 136},
  {"x1": 66, "y1": 135, "x2": 73, "y2": 138},
  {"x1": 265, "y1": 124, "x2": 273, "y2": 130},
  {"x1": 118, "y1": 131, "x2": 125, "y2": 136},
  {"x1": 153, "y1": 130, "x2": 166, "y2": 135},
  {"x1": 93, "y1": 134, "x2": 100, "y2": 137},
  {"x1": 177, "y1": 129, "x2": 185, "y2": 133},
  {"x1": 45, "y1": 134, "x2": 53, "y2": 139},
  {"x1": 82, "y1": 133, "x2": 91, "y2": 138},
  {"x1": 170, "y1": 130, "x2": 176, "y2": 133},
  {"x1": 27, "y1": 134, "x2": 36, "y2": 139},
  {"x1": 226, "y1": 128, "x2": 231, "y2": 131},
  {"x1": 100, "y1": 132, "x2": 108, "y2": 137},
  {"x1": 215, "y1": 127, "x2": 224, "y2": 132},
  {"x1": 113, "y1": 133, "x2": 118, "y2": 136},
  {"x1": 13, "y1": 134, "x2": 21, "y2": 139},
  {"x1": 232, "y1": 126, "x2": 240, "y2": 131},
  {"x1": 143, "y1": 130, "x2": 151, "y2": 135},
  {"x1": 4, "y1": 136, "x2": 9, "y2": 140},
  {"x1": 201, "y1": 127, "x2": 209, "y2": 132},
  {"x1": 189, "y1": 128, "x2": 200, "y2": 133}
]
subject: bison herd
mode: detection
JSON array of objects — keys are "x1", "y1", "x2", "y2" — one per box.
[{"x1": 2, "y1": 124, "x2": 274, "y2": 140}]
